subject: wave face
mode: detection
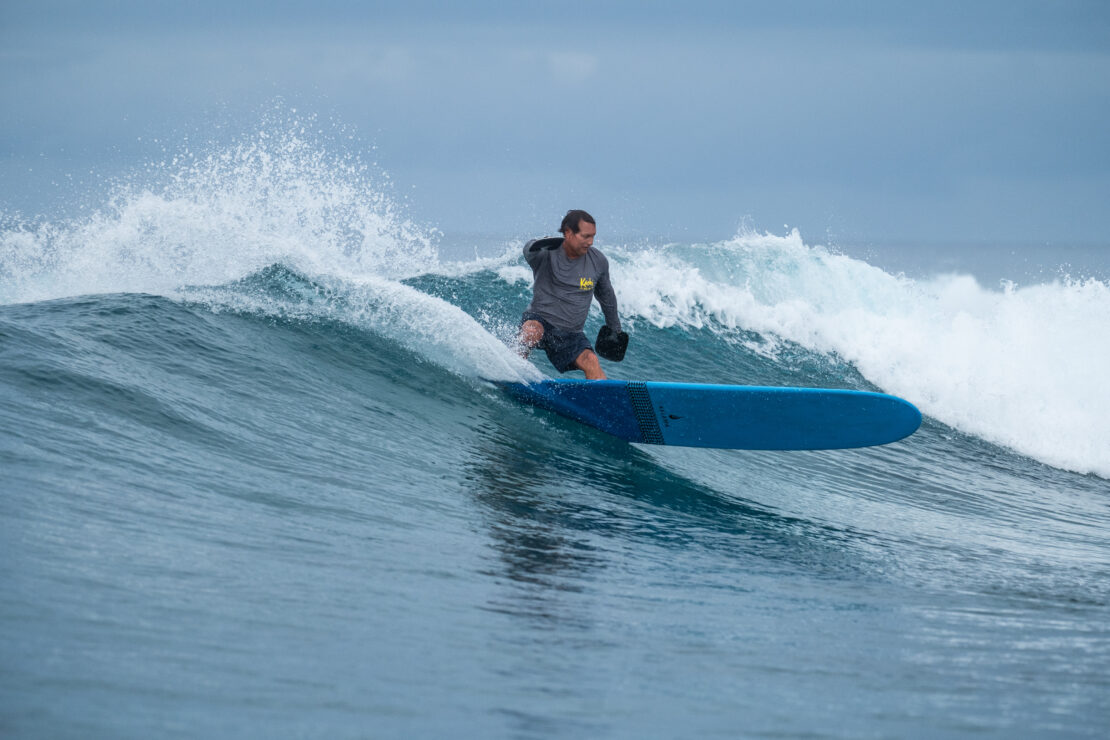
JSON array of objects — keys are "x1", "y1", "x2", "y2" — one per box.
[{"x1": 2, "y1": 131, "x2": 1108, "y2": 737}]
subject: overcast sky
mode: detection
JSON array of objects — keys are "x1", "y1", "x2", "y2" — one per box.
[{"x1": 2, "y1": 0, "x2": 1109, "y2": 246}]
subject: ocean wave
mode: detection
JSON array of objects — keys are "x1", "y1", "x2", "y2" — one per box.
[
  {"x1": 3, "y1": 125, "x2": 1106, "y2": 477},
  {"x1": 595, "y1": 230, "x2": 1110, "y2": 478}
]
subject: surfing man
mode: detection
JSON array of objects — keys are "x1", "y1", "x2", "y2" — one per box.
[{"x1": 518, "y1": 209, "x2": 627, "y2": 380}]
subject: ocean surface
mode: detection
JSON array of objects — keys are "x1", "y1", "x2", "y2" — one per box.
[{"x1": 2, "y1": 132, "x2": 1109, "y2": 738}]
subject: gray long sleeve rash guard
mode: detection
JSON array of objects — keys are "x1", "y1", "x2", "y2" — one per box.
[{"x1": 523, "y1": 238, "x2": 622, "y2": 334}]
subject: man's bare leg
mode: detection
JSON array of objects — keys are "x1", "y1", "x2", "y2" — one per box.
[
  {"x1": 518, "y1": 320, "x2": 544, "y2": 358},
  {"x1": 574, "y1": 349, "x2": 607, "y2": 380}
]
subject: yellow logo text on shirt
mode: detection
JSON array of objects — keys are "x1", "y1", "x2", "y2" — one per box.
[{"x1": 579, "y1": 278, "x2": 594, "y2": 291}]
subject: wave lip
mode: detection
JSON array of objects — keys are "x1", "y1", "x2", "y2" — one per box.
[{"x1": 183, "y1": 264, "x2": 539, "y2": 384}]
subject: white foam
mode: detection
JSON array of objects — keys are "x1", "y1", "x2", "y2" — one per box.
[{"x1": 607, "y1": 229, "x2": 1110, "y2": 478}]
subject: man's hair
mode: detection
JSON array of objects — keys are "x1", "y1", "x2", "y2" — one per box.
[{"x1": 560, "y1": 209, "x2": 595, "y2": 235}]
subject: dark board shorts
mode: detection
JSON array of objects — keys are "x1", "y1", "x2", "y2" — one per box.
[{"x1": 520, "y1": 312, "x2": 593, "y2": 373}]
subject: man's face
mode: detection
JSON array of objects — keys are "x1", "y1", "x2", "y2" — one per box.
[{"x1": 563, "y1": 221, "x2": 596, "y2": 259}]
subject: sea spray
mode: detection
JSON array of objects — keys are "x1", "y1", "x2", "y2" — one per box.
[
  {"x1": 0, "y1": 113, "x2": 436, "y2": 305},
  {"x1": 0, "y1": 117, "x2": 537, "y2": 383}
]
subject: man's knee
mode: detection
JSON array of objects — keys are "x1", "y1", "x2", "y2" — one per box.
[
  {"x1": 518, "y1": 320, "x2": 544, "y2": 358},
  {"x1": 520, "y1": 319, "x2": 544, "y2": 347}
]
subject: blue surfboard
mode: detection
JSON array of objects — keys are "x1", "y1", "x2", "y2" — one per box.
[{"x1": 493, "y1": 379, "x2": 921, "y2": 450}]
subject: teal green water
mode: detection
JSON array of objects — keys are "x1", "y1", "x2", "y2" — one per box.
[{"x1": 2, "y1": 256, "x2": 1108, "y2": 737}]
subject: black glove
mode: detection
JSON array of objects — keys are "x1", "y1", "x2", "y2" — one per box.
[{"x1": 595, "y1": 325, "x2": 629, "y2": 362}]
